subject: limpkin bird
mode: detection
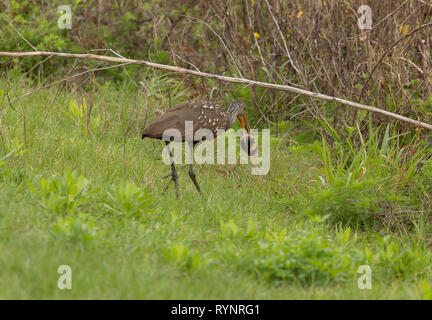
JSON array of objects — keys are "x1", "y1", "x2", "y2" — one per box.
[{"x1": 141, "y1": 100, "x2": 251, "y2": 198}]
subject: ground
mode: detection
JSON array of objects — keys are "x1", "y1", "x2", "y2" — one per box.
[{"x1": 0, "y1": 75, "x2": 431, "y2": 299}]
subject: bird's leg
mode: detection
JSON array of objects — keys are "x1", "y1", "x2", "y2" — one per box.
[
  {"x1": 188, "y1": 141, "x2": 201, "y2": 194},
  {"x1": 189, "y1": 164, "x2": 201, "y2": 194},
  {"x1": 163, "y1": 141, "x2": 179, "y2": 199}
]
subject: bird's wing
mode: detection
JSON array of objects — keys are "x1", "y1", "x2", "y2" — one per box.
[
  {"x1": 142, "y1": 108, "x2": 201, "y2": 141},
  {"x1": 142, "y1": 101, "x2": 229, "y2": 141},
  {"x1": 164, "y1": 100, "x2": 211, "y2": 113}
]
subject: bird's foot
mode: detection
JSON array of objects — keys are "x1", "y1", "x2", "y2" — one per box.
[{"x1": 162, "y1": 171, "x2": 179, "y2": 199}]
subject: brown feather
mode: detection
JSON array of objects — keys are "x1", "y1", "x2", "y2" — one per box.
[{"x1": 142, "y1": 100, "x2": 228, "y2": 142}]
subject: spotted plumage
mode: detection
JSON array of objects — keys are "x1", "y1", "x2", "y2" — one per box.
[{"x1": 142, "y1": 100, "x2": 244, "y2": 141}]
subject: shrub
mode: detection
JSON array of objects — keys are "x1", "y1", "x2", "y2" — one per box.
[
  {"x1": 219, "y1": 219, "x2": 260, "y2": 240},
  {"x1": 64, "y1": 99, "x2": 101, "y2": 133},
  {"x1": 248, "y1": 230, "x2": 362, "y2": 286},
  {"x1": 53, "y1": 213, "x2": 100, "y2": 243},
  {"x1": 27, "y1": 169, "x2": 91, "y2": 214},
  {"x1": 421, "y1": 281, "x2": 432, "y2": 300},
  {"x1": 217, "y1": 222, "x2": 365, "y2": 286},
  {"x1": 216, "y1": 221, "x2": 431, "y2": 286},
  {"x1": 0, "y1": 150, "x2": 15, "y2": 168},
  {"x1": 311, "y1": 122, "x2": 429, "y2": 229},
  {"x1": 103, "y1": 181, "x2": 153, "y2": 218},
  {"x1": 163, "y1": 243, "x2": 209, "y2": 271},
  {"x1": 305, "y1": 176, "x2": 377, "y2": 228},
  {"x1": 370, "y1": 236, "x2": 431, "y2": 279}
]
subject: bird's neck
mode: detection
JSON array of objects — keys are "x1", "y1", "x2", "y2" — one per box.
[{"x1": 227, "y1": 107, "x2": 237, "y2": 129}]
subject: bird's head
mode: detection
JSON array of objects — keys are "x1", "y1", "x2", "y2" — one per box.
[
  {"x1": 229, "y1": 100, "x2": 257, "y2": 156},
  {"x1": 229, "y1": 100, "x2": 250, "y2": 135}
]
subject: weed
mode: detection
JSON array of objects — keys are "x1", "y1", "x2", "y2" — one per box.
[
  {"x1": 0, "y1": 150, "x2": 15, "y2": 167},
  {"x1": 420, "y1": 281, "x2": 432, "y2": 300},
  {"x1": 53, "y1": 213, "x2": 100, "y2": 243},
  {"x1": 164, "y1": 243, "x2": 209, "y2": 271},
  {"x1": 103, "y1": 181, "x2": 153, "y2": 218},
  {"x1": 248, "y1": 230, "x2": 363, "y2": 286},
  {"x1": 372, "y1": 236, "x2": 431, "y2": 279},
  {"x1": 305, "y1": 176, "x2": 377, "y2": 228},
  {"x1": 27, "y1": 169, "x2": 91, "y2": 214},
  {"x1": 64, "y1": 99, "x2": 101, "y2": 133},
  {"x1": 217, "y1": 222, "x2": 365, "y2": 286},
  {"x1": 219, "y1": 219, "x2": 260, "y2": 240}
]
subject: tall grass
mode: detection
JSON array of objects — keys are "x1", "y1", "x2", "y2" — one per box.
[{"x1": 305, "y1": 118, "x2": 431, "y2": 229}]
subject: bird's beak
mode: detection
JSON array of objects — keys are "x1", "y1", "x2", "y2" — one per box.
[{"x1": 237, "y1": 114, "x2": 251, "y2": 135}]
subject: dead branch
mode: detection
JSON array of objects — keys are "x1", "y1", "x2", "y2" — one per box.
[{"x1": 1, "y1": 50, "x2": 432, "y2": 130}]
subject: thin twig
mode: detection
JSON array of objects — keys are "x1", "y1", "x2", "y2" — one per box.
[
  {"x1": 1, "y1": 59, "x2": 133, "y2": 108},
  {"x1": 2, "y1": 17, "x2": 38, "y2": 51},
  {"x1": 19, "y1": 101, "x2": 27, "y2": 149},
  {"x1": 168, "y1": 13, "x2": 244, "y2": 77},
  {"x1": 359, "y1": 22, "x2": 432, "y2": 101},
  {"x1": 90, "y1": 48, "x2": 126, "y2": 59},
  {"x1": 343, "y1": 0, "x2": 409, "y2": 41},
  {"x1": 5, "y1": 92, "x2": 16, "y2": 112},
  {"x1": 264, "y1": 0, "x2": 301, "y2": 75},
  {"x1": 166, "y1": 51, "x2": 200, "y2": 72},
  {"x1": 0, "y1": 113, "x2": 5, "y2": 153}
]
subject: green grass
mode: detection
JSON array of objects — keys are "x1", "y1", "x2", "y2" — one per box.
[{"x1": 1, "y1": 73, "x2": 432, "y2": 299}]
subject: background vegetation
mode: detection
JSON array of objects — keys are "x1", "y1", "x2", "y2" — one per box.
[{"x1": 1, "y1": 0, "x2": 432, "y2": 299}]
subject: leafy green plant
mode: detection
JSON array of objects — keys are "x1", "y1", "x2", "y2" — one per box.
[
  {"x1": 248, "y1": 230, "x2": 363, "y2": 286},
  {"x1": 316, "y1": 121, "x2": 427, "y2": 184},
  {"x1": 219, "y1": 219, "x2": 260, "y2": 240},
  {"x1": 0, "y1": 150, "x2": 15, "y2": 167},
  {"x1": 164, "y1": 243, "x2": 209, "y2": 271},
  {"x1": 310, "y1": 120, "x2": 430, "y2": 229},
  {"x1": 417, "y1": 160, "x2": 432, "y2": 201},
  {"x1": 334, "y1": 225, "x2": 356, "y2": 248},
  {"x1": 0, "y1": 167, "x2": 27, "y2": 185},
  {"x1": 3, "y1": 138, "x2": 26, "y2": 156},
  {"x1": 217, "y1": 225, "x2": 365, "y2": 286},
  {"x1": 305, "y1": 176, "x2": 377, "y2": 228},
  {"x1": 103, "y1": 182, "x2": 152, "y2": 218},
  {"x1": 420, "y1": 281, "x2": 432, "y2": 300},
  {"x1": 27, "y1": 169, "x2": 91, "y2": 214},
  {"x1": 64, "y1": 99, "x2": 101, "y2": 132},
  {"x1": 53, "y1": 213, "x2": 100, "y2": 243},
  {"x1": 373, "y1": 237, "x2": 430, "y2": 279}
]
